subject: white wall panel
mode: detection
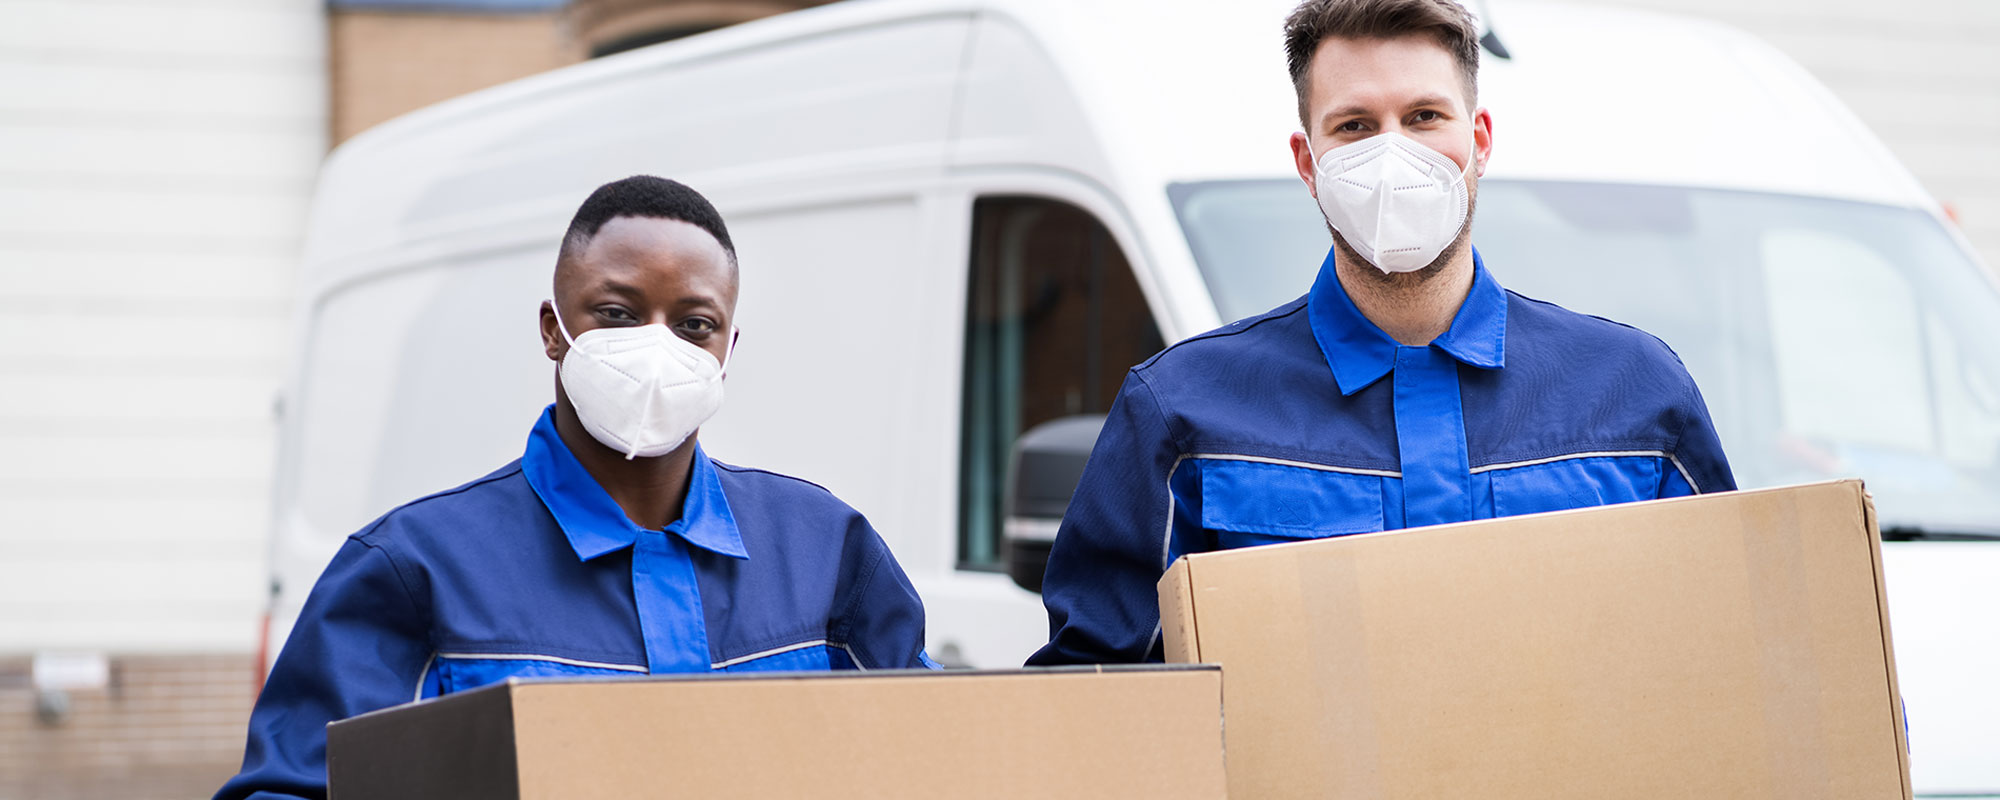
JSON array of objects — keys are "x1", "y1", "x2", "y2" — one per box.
[
  {"x1": 0, "y1": 373, "x2": 278, "y2": 421},
  {"x1": 0, "y1": 126, "x2": 323, "y2": 182},
  {"x1": 0, "y1": 0, "x2": 323, "y2": 654},
  {"x1": 0, "y1": 432, "x2": 273, "y2": 485},
  {"x1": 0, "y1": 0, "x2": 325, "y2": 63},
  {"x1": 0, "y1": 251, "x2": 293, "y2": 302},
  {"x1": 0, "y1": 560, "x2": 267, "y2": 652},
  {"x1": 0, "y1": 61, "x2": 322, "y2": 121},
  {"x1": 0, "y1": 313, "x2": 285, "y2": 361},
  {"x1": 0, "y1": 495, "x2": 267, "y2": 548},
  {"x1": 0, "y1": 185, "x2": 311, "y2": 239}
]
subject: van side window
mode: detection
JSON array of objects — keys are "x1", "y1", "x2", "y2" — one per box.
[{"x1": 958, "y1": 197, "x2": 1165, "y2": 568}]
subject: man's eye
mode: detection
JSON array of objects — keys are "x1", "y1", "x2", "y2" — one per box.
[
  {"x1": 1337, "y1": 120, "x2": 1368, "y2": 133},
  {"x1": 677, "y1": 318, "x2": 717, "y2": 334},
  {"x1": 1412, "y1": 110, "x2": 1442, "y2": 123}
]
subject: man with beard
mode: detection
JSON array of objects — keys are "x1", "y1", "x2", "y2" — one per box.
[{"x1": 1029, "y1": 0, "x2": 1734, "y2": 666}]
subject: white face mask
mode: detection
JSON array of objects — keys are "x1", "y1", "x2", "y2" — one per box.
[
  {"x1": 1312, "y1": 131, "x2": 1475, "y2": 274},
  {"x1": 551, "y1": 302, "x2": 732, "y2": 460}
]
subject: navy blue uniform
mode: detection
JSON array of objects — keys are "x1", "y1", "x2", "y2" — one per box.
[
  {"x1": 218, "y1": 407, "x2": 933, "y2": 799},
  {"x1": 1031, "y1": 248, "x2": 1735, "y2": 665}
]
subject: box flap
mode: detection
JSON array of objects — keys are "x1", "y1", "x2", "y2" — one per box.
[
  {"x1": 506, "y1": 666, "x2": 1226, "y2": 799},
  {"x1": 1856, "y1": 485, "x2": 1915, "y2": 800},
  {"x1": 1158, "y1": 557, "x2": 1201, "y2": 663},
  {"x1": 327, "y1": 680, "x2": 519, "y2": 800},
  {"x1": 330, "y1": 666, "x2": 1226, "y2": 799}
]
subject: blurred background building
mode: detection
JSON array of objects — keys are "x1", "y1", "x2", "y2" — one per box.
[
  {"x1": 327, "y1": 0, "x2": 838, "y2": 143},
  {"x1": 0, "y1": 0, "x2": 1992, "y2": 796}
]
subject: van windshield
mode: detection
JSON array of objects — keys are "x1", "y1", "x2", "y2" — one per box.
[{"x1": 1169, "y1": 179, "x2": 2000, "y2": 537}]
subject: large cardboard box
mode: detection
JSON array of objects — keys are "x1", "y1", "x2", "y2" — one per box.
[
  {"x1": 326, "y1": 665, "x2": 1225, "y2": 799},
  {"x1": 1159, "y1": 480, "x2": 1910, "y2": 799}
]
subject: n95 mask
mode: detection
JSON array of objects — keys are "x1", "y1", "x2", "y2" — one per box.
[
  {"x1": 552, "y1": 302, "x2": 732, "y2": 459},
  {"x1": 1312, "y1": 131, "x2": 1474, "y2": 274}
]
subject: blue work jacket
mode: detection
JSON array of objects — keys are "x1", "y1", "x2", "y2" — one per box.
[
  {"x1": 218, "y1": 407, "x2": 934, "y2": 800},
  {"x1": 1029, "y1": 247, "x2": 1735, "y2": 666}
]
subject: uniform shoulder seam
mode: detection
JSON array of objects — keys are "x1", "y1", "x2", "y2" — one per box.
[
  {"x1": 1507, "y1": 290, "x2": 1703, "y2": 483},
  {"x1": 1670, "y1": 357, "x2": 1699, "y2": 470},
  {"x1": 353, "y1": 462, "x2": 524, "y2": 544},
  {"x1": 1135, "y1": 299, "x2": 1308, "y2": 371},
  {"x1": 1507, "y1": 289, "x2": 1671, "y2": 347},
  {"x1": 345, "y1": 463, "x2": 522, "y2": 642},
  {"x1": 349, "y1": 534, "x2": 433, "y2": 643},
  {"x1": 1127, "y1": 370, "x2": 1187, "y2": 452},
  {"x1": 830, "y1": 545, "x2": 889, "y2": 667},
  {"x1": 711, "y1": 461, "x2": 837, "y2": 497},
  {"x1": 394, "y1": 463, "x2": 523, "y2": 509}
]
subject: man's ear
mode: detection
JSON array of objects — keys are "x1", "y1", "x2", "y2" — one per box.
[
  {"x1": 540, "y1": 300, "x2": 565, "y2": 362},
  {"x1": 1290, "y1": 131, "x2": 1319, "y2": 198},
  {"x1": 1472, "y1": 107, "x2": 1494, "y2": 177}
]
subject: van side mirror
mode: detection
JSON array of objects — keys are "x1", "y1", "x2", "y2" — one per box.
[{"x1": 1002, "y1": 415, "x2": 1106, "y2": 593}]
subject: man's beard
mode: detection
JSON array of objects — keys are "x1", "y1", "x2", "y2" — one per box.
[{"x1": 1329, "y1": 185, "x2": 1479, "y2": 287}]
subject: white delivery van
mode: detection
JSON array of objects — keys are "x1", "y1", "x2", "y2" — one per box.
[{"x1": 268, "y1": 0, "x2": 1999, "y2": 794}]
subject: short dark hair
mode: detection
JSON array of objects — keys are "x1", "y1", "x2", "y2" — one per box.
[
  {"x1": 1283, "y1": 0, "x2": 1481, "y2": 127},
  {"x1": 560, "y1": 175, "x2": 736, "y2": 266}
]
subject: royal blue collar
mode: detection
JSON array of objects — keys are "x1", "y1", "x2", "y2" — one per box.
[
  {"x1": 520, "y1": 406, "x2": 748, "y2": 562},
  {"x1": 1306, "y1": 245, "x2": 1507, "y2": 396}
]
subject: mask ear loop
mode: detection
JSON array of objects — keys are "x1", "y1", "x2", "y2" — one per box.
[
  {"x1": 549, "y1": 299, "x2": 580, "y2": 348},
  {"x1": 719, "y1": 326, "x2": 740, "y2": 372},
  {"x1": 1460, "y1": 126, "x2": 1480, "y2": 180}
]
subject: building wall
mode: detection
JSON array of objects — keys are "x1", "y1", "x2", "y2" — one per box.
[
  {"x1": 0, "y1": 0, "x2": 324, "y2": 656},
  {"x1": 567, "y1": 0, "x2": 838, "y2": 56},
  {"x1": 0, "y1": 655, "x2": 257, "y2": 799},
  {"x1": 0, "y1": 0, "x2": 325, "y2": 793},
  {"x1": 330, "y1": 10, "x2": 576, "y2": 144},
  {"x1": 1564, "y1": 0, "x2": 2000, "y2": 270}
]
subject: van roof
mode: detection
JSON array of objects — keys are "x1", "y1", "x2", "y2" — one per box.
[
  {"x1": 959, "y1": 0, "x2": 1931, "y2": 201},
  {"x1": 303, "y1": 0, "x2": 1935, "y2": 287}
]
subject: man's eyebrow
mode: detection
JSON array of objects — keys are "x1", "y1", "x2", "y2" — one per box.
[
  {"x1": 1317, "y1": 95, "x2": 1460, "y2": 131},
  {"x1": 671, "y1": 293, "x2": 725, "y2": 310},
  {"x1": 1404, "y1": 94, "x2": 1457, "y2": 111},
  {"x1": 588, "y1": 280, "x2": 644, "y2": 301},
  {"x1": 1317, "y1": 104, "x2": 1373, "y2": 130}
]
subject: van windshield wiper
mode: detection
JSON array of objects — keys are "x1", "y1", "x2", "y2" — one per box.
[{"x1": 1880, "y1": 525, "x2": 2000, "y2": 542}]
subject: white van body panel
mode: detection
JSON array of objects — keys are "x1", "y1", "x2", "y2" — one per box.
[
  {"x1": 1882, "y1": 544, "x2": 2000, "y2": 793},
  {"x1": 271, "y1": 1, "x2": 1995, "y2": 792},
  {"x1": 1475, "y1": 4, "x2": 1933, "y2": 206}
]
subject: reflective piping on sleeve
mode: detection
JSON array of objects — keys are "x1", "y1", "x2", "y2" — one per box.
[
  {"x1": 1468, "y1": 450, "x2": 1700, "y2": 493},
  {"x1": 412, "y1": 651, "x2": 437, "y2": 703},
  {"x1": 1189, "y1": 452, "x2": 1402, "y2": 478},
  {"x1": 434, "y1": 652, "x2": 647, "y2": 672},
  {"x1": 833, "y1": 642, "x2": 867, "y2": 670},
  {"x1": 710, "y1": 640, "x2": 828, "y2": 670},
  {"x1": 1142, "y1": 454, "x2": 1197, "y2": 663},
  {"x1": 1160, "y1": 455, "x2": 1190, "y2": 570}
]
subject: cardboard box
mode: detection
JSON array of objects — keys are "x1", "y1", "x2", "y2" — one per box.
[
  {"x1": 327, "y1": 665, "x2": 1225, "y2": 799},
  {"x1": 1159, "y1": 480, "x2": 1910, "y2": 799}
]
